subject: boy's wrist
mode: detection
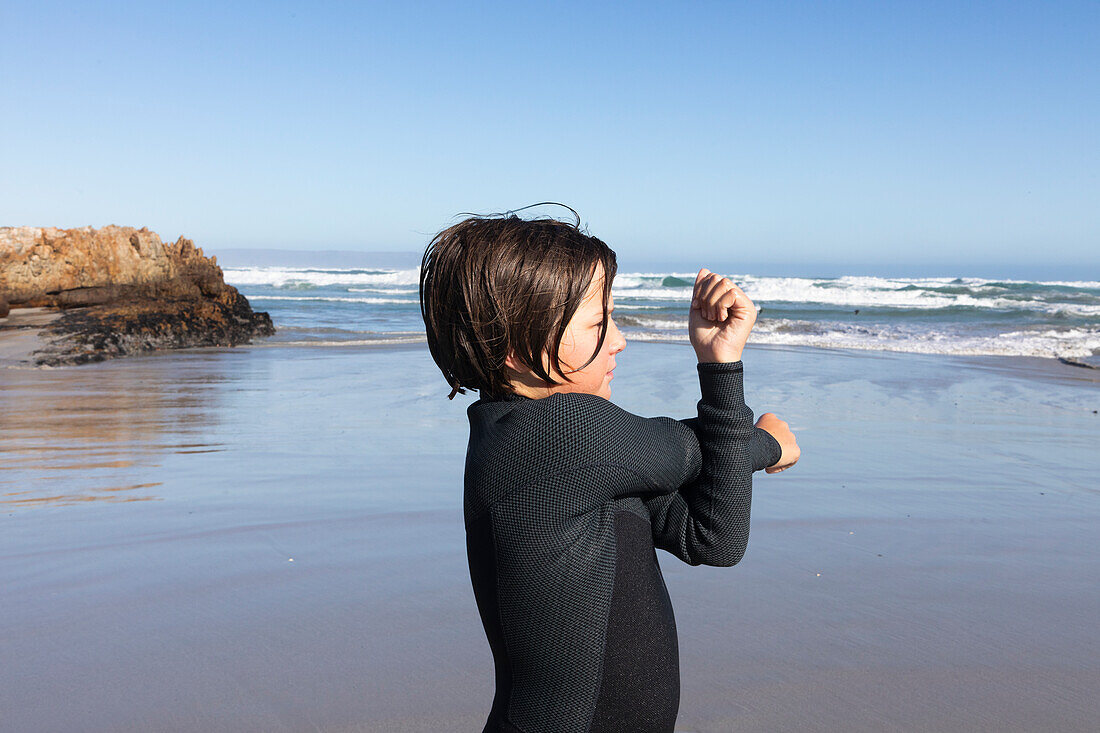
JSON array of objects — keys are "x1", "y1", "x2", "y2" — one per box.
[
  {"x1": 696, "y1": 360, "x2": 746, "y2": 409},
  {"x1": 695, "y1": 352, "x2": 743, "y2": 364}
]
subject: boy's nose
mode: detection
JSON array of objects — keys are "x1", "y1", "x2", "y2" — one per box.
[{"x1": 610, "y1": 319, "x2": 626, "y2": 353}]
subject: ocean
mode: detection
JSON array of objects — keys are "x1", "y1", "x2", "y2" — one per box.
[{"x1": 223, "y1": 262, "x2": 1100, "y2": 364}]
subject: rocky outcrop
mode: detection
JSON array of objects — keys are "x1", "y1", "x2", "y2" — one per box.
[{"x1": 0, "y1": 226, "x2": 274, "y2": 365}]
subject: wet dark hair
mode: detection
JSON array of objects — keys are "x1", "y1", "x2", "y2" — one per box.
[{"x1": 419, "y1": 207, "x2": 617, "y2": 400}]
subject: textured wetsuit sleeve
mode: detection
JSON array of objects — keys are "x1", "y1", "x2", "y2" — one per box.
[
  {"x1": 539, "y1": 392, "x2": 705, "y2": 514},
  {"x1": 644, "y1": 361, "x2": 757, "y2": 567},
  {"x1": 680, "y1": 419, "x2": 781, "y2": 472}
]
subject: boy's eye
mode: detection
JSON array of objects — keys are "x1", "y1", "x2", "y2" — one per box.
[{"x1": 593, "y1": 311, "x2": 614, "y2": 327}]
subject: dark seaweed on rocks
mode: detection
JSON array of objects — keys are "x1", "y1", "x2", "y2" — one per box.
[{"x1": 34, "y1": 292, "x2": 275, "y2": 366}]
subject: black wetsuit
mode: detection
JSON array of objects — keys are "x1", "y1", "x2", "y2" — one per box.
[{"x1": 464, "y1": 361, "x2": 781, "y2": 733}]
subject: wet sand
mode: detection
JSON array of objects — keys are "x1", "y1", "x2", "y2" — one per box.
[
  {"x1": 1, "y1": 341, "x2": 1098, "y2": 731},
  {"x1": 0, "y1": 307, "x2": 61, "y2": 368}
]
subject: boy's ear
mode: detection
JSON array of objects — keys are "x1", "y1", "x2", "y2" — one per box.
[
  {"x1": 504, "y1": 349, "x2": 553, "y2": 377},
  {"x1": 503, "y1": 351, "x2": 523, "y2": 372}
]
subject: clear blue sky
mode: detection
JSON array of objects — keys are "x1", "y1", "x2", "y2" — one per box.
[{"x1": 2, "y1": 1, "x2": 1097, "y2": 276}]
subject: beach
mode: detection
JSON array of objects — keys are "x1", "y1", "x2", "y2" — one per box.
[{"x1": 2, "y1": 336, "x2": 1098, "y2": 732}]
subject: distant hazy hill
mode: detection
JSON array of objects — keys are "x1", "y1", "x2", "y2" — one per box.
[{"x1": 216, "y1": 249, "x2": 422, "y2": 269}]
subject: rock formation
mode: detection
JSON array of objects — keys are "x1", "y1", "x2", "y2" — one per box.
[{"x1": 0, "y1": 226, "x2": 274, "y2": 365}]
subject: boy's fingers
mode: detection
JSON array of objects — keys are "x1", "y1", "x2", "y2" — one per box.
[
  {"x1": 693, "y1": 271, "x2": 754, "y2": 321},
  {"x1": 697, "y1": 275, "x2": 715, "y2": 302},
  {"x1": 693, "y1": 274, "x2": 723, "y2": 319},
  {"x1": 692, "y1": 268, "x2": 712, "y2": 309},
  {"x1": 690, "y1": 268, "x2": 717, "y2": 308},
  {"x1": 715, "y1": 294, "x2": 734, "y2": 321},
  {"x1": 706, "y1": 279, "x2": 730, "y2": 320},
  {"x1": 767, "y1": 459, "x2": 796, "y2": 473},
  {"x1": 701, "y1": 276, "x2": 730, "y2": 307},
  {"x1": 732, "y1": 289, "x2": 751, "y2": 315},
  {"x1": 728, "y1": 285, "x2": 754, "y2": 313},
  {"x1": 723, "y1": 285, "x2": 747, "y2": 320}
]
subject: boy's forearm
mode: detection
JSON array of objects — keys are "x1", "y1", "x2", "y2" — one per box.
[
  {"x1": 645, "y1": 361, "x2": 757, "y2": 567},
  {"x1": 679, "y1": 418, "x2": 781, "y2": 472}
]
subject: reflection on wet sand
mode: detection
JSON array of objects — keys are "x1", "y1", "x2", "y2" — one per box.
[
  {"x1": 2, "y1": 482, "x2": 163, "y2": 507},
  {"x1": 0, "y1": 357, "x2": 230, "y2": 509}
]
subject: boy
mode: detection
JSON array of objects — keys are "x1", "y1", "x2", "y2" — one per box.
[{"x1": 419, "y1": 213, "x2": 799, "y2": 732}]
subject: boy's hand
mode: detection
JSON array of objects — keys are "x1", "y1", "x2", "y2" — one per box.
[
  {"x1": 690, "y1": 268, "x2": 757, "y2": 363},
  {"x1": 755, "y1": 412, "x2": 800, "y2": 473}
]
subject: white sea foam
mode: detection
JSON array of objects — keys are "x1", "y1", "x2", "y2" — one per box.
[
  {"x1": 346, "y1": 287, "x2": 418, "y2": 294},
  {"x1": 625, "y1": 320, "x2": 1100, "y2": 359},
  {"x1": 610, "y1": 273, "x2": 1100, "y2": 314},
  {"x1": 614, "y1": 271, "x2": 1100, "y2": 289},
  {"x1": 617, "y1": 315, "x2": 688, "y2": 329},
  {"x1": 244, "y1": 295, "x2": 416, "y2": 304},
  {"x1": 224, "y1": 266, "x2": 1099, "y2": 314},
  {"x1": 225, "y1": 265, "x2": 1099, "y2": 295},
  {"x1": 224, "y1": 266, "x2": 420, "y2": 288}
]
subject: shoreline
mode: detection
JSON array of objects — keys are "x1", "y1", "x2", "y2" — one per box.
[
  {"x1": 0, "y1": 306, "x2": 62, "y2": 368},
  {"x1": 3, "y1": 313, "x2": 1096, "y2": 387}
]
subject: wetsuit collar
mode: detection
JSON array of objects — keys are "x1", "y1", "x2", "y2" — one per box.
[{"x1": 469, "y1": 390, "x2": 533, "y2": 406}]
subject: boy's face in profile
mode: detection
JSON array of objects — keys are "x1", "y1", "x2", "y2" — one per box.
[{"x1": 508, "y1": 261, "x2": 626, "y2": 400}]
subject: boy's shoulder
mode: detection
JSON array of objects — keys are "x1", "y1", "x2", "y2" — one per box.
[
  {"x1": 464, "y1": 393, "x2": 618, "y2": 504},
  {"x1": 466, "y1": 391, "x2": 688, "y2": 481},
  {"x1": 462, "y1": 392, "x2": 700, "y2": 522},
  {"x1": 468, "y1": 390, "x2": 629, "y2": 442}
]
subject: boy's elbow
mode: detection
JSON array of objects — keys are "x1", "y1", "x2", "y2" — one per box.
[
  {"x1": 685, "y1": 534, "x2": 748, "y2": 567},
  {"x1": 702, "y1": 544, "x2": 746, "y2": 568}
]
